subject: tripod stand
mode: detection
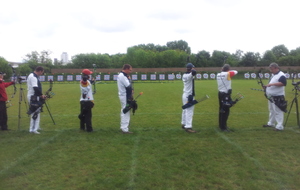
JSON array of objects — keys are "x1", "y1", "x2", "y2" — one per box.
[
  {"x1": 43, "y1": 100, "x2": 56, "y2": 125},
  {"x1": 284, "y1": 83, "x2": 300, "y2": 128},
  {"x1": 18, "y1": 82, "x2": 29, "y2": 130}
]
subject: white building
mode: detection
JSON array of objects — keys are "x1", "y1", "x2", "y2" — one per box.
[{"x1": 61, "y1": 52, "x2": 69, "y2": 64}]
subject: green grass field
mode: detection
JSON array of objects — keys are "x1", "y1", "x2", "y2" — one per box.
[{"x1": 1, "y1": 79, "x2": 300, "y2": 190}]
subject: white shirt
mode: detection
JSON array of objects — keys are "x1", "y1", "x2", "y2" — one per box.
[
  {"x1": 80, "y1": 80, "x2": 94, "y2": 101},
  {"x1": 117, "y1": 72, "x2": 131, "y2": 96},
  {"x1": 266, "y1": 71, "x2": 286, "y2": 96},
  {"x1": 27, "y1": 73, "x2": 39, "y2": 97},
  {"x1": 182, "y1": 72, "x2": 194, "y2": 95},
  {"x1": 217, "y1": 70, "x2": 238, "y2": 93}
]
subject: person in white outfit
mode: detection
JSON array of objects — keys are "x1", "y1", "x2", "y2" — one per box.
[
  {"x1": 263, "y1": 62, "x2": 287, "y2": 131},
  {"x1": 117, "y1": 64, "x2": 133, "y2": 134},
  {"x1": 78, "y1": 69, "x2": 94, "y2": 132},
  {"x1": 27, "y1": 66, "x2": 47, "y2": 134},
  {"x1": 181, "y1": 63, "x2": 197, "y2": 133},
  {"x1": 216, "y1": 64, "x2": 238, "y2": 132}
]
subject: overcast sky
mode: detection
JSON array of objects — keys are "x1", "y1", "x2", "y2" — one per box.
[{"x1": 1, "y1": 0, "x2": 299, "y2": 63}]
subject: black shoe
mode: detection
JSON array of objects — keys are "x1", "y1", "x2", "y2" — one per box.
[
  {"x1": 225, "y1": 127, "x2": 234, "y2": 132},
  {"x1": 185, "y1": 128, "x2": 197, "y2": 133},
  {"x1": 122, "y1": 131, "x2": 133, "y2": 134},
  {"x1": 263, "y1": 124, "x2": 273, "y2": 128},
  {"x1": 221, "y1": 129, "x2": 231, "y2": 132}
]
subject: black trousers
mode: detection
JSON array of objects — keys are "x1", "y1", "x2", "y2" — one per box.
[
  {"x1": 218, "y1": 92, "x2": 231, "y2": 130},
  {"x1": 78, "y1": 101, "x2": 94, "y2": 132},
  {"x1": 0, "y1": 101, "x2": 8, "y2": 130}
]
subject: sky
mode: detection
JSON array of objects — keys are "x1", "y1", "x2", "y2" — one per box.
[{"x1": 1, "y1": 0, "x2": 299, "y2": 63}]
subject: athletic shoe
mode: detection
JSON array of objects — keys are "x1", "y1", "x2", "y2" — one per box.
[
  {"x1": 263, "y1": 125, "x2": 273, "y2": 128},
  {"x1": 185, "y1": 128, "x2": 197, "y2": 133},
  {"x1": 31, "y1": 131, "x2": 40, "y2": 134},
  {"x1": 122, "y1": 131, "x2": 133, "y2": 134},
  {"x1": 221, "y1": 129, "x2": 231, "y2": 132},
  {"x1": 273, "y1": 128, "x2": 283, "y2": 131}
]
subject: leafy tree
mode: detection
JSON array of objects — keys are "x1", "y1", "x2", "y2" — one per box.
[
  {"x1": 231, "y1": 49, "x2": 244, "y2": 66},
  {"x1": 278, "y1": 55, "x2": 300, "y2": 66},
  {"x1": 71, "y1": 53, "x2": 112, "y2": 69},
  {"x1": 160, "y1": 50, "x2": 187, "y2": 68},
  {"x1": 23, "y1": 50, "x2": 53, "y2": 72},
  {"x1": 290, "y1": 47, "x2": 300, "y2": 56},
  {"x1": 239, "y1": 52, "x2": 260, "y2": 67},
  {"x1": 233, "y1": 49, "x2": 243, "y2": 61},
  {"x1": 194, "y1": 50, "x2": 211, "y2": 67},
  {"x1": 0, "y1": 57, "x2": 12, "y2": 80},
  {"x1": 211, "y1": 51, "x2": 231, "y2": 67},
  {"x1": 271, "y1": 44, "x2": 289, "y2": 60},
  {"x1": 18, "y1": 64, "x2": 32, "y2": 76},
  {"x1": 131, "y1": 43, "x2": 169, "y2": 52},
  {"x1": 72, "y1": 54, "x2": 91, "y2": 68},
  {"x1": 260, "y1": 50, "x2": 276, "y2": 66},
  {"x1": 166, "y1": 40, "x2": 191, "y2": 54},
  {"x1": 110, "y1": 53, "x2": 126, "y2": 68},
  {"x1": 97, "y1": 54, "x2": 111, "y2": 68}
]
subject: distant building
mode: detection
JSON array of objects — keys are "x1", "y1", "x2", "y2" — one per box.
[
  {"x1": 8, "y1": 61, "x2": 24, "y2": 68},
  {"x1": 61, "y1": 52, "x2": 69, "y2": 64}
]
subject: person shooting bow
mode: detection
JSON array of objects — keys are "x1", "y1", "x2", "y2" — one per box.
[
  {"x1": 0, "y1": 72, "x2": 16, "y2": 130},
  {"x1": 216, "y1": 63, "x2": 238, "y2": 132},
  {"x1": 181, "y1": 62, "x2": 197, "y2": 133}
]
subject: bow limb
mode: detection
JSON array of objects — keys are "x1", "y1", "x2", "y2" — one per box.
[
  {"x1": 257, "y1": 71, "x2": 270, "y2": 101},
  {"x1": 10, "y1": 65, "x2": 17, "y2": 98},
  {"x1": 92, "y1": 64, "x2": 96, "y2": 94}
]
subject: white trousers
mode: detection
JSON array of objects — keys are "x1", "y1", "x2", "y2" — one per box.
[
  {"x1": 28, "y1": 95, "x2": 41, "y2": 132},
  {"x1": 181, "y1": 93, "x2": 195, "y2": 129},
  {"x1": 268, "y1": 101, "x2": 284, "y2": 130},
  {"x1": 119, "y1": 95, "x2": 130, "y2": 132}
]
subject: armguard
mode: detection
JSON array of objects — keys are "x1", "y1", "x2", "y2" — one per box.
[
  {"x1": 182, "y1": 100, "x2": 198, "y2": 109},
  {"x1": 125, "y1": 86, "x2": 133, "y2": 100}
]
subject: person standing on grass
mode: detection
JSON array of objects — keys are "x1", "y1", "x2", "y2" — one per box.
[
  {"x1": 117, "y1": 64, "x2": 134, "y2": 134},
  {"x1": 27, "y1": 66, "x2": 47, "y2": 134},
  {"x1": 262, "y1": 62, "x2": 287, "y2": 131},
  {"x1": 78, "y1": 69, "x2": 95, "y2": 132},
  {"x1": 181, "y1": 63, "x2": 197, "y2": 133},
  {"x1": 216, "y1": 64, "x2": 238, "y2": 132},
  {"x1": 0, "y1": 72, "x2": 15, "y2": 131}
]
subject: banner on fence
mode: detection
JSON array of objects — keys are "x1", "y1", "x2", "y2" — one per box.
[
  {"x1": 141, "y1": 74, "x2": 147, "y2": 80},
  {"x1": 159, "y1": 74, "x2": 165, "y2": 80},
  {"x1": 150, "y1": 74, "x2": 156, "y2": 80}
]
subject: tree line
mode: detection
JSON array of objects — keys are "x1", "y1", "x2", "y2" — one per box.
[{"x1": 1, "y1": 40, "x2": 300, "y2": 77}]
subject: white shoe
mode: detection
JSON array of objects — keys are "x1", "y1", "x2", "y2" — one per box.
[{"x1": 31, "y1": 131, "x2": 40, "y2": 134}]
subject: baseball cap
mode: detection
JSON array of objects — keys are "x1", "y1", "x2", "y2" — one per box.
[
  {"x1": 82, "y1": 69, "x2": 93, "y2": 75},
  {"x1": 186, "y1": 63, "x2": 195, "y2": 69}
]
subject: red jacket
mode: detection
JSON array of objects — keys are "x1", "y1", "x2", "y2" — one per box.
[{"x1": 0, "y1": 80, "x2": 14, "y2": 102}]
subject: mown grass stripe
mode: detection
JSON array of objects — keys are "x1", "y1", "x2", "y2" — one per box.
[
  {"x1": 216, "y1": 129, "x2": 287, "y2": 189},
  {"x1": 0, "y1": 131, "x2": 62, "y2": 176}
]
